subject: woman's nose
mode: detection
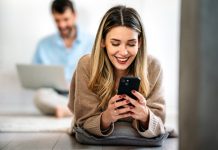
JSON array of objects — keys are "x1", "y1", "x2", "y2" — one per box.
[{"x1": 119, "y1": 45, "x2": 128, "y2": 56}]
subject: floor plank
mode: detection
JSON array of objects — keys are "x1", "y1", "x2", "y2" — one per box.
[
  {"x1": 54, "y1": 133, "x2": 102, "y2": 150},
  {"x1": 0, "y1": 133, "x2": 16, "y2": 150},
  {"x1": 102, "y1": 138, "x2": 178, "y2": 150},
  {"x1": 54, "y1": 133, "x2": 178, "y2": 150},
  {"x1": 0, "y1": 133, "x2": 178, "y2": 150},
  {"x1": 1, "y1": 133, "x2": 61, "y2": 150}
]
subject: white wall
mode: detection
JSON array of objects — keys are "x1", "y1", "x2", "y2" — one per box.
[{"x1": 0, "y1": 0, "x2": 180, "y2": 115}]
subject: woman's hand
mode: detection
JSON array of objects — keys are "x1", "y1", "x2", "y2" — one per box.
[
  {"x1": 124, "y1": 90, "x2": 150, "y2": 129},
  {"x1": 101, "y1": 95, "x2": 131, "y2": 130}
]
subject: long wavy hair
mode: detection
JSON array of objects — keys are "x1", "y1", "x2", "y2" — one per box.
[{"x1": 88, "y1": 5, "x2": 150, "y2": 110}]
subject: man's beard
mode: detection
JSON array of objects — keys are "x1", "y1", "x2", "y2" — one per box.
[{"x1": 59, "y1": 26, "x2": 73, "y2": 38}]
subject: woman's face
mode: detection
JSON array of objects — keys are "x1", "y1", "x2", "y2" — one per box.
[{"x1": 103, "y1": 26, "x2": 140, "y2": 72}]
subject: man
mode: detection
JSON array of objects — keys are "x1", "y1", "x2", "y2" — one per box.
[{"x1": 33, "y1": 0, "x2": 93, "y2": 117}]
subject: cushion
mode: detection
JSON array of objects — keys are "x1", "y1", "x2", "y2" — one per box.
[{"x1": 74, "y1": 121, "x2": 169, "y2": 146}]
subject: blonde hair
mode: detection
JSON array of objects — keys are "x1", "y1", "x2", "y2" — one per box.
[{"x1": 88, "y1": 5, "x2": 150, "y2": 110}]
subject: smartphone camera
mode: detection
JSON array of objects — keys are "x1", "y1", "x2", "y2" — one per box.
[{"x1": 121, "y1": 78, "x2": 125, "y2": 83}]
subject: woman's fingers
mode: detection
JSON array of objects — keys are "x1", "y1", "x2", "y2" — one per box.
[
  {"x1": 109, "y1": 95, "x2": 122, "y2": 104},
  {"x1": 131, "y1": 90, "x2": 146, "y2": 104},
  {"x1": 108, "y1": 94, "x2": 131, "y2": 109},
  {"x1": 111, "y1": 108, "x2": 131, "y2": 122},
  {"x1": 123, "y1": 95, "x2": 139, "y2": 107},
  {"x1": 116, "y1": 113, "x2": 131, "y2": 120},
  {"x1": 107, "y1": 93, "x2": 147, "y2": 122},
  {"x1": 115, "y1": 106, "x2": 131, "y2": 115},
  {"x1": 123, "y1": 93, "x2": 146, "y2": 107},
  {"x1": 121, "y1": 94, "x2": 149, "y2": 121},
  {"x1": 114, "y1": 99, "x2": 129, "y2": 109}
]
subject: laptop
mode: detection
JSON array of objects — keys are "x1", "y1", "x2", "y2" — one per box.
[{"x1": 16, "y1": 64, "x2": 68, "y2": 92}]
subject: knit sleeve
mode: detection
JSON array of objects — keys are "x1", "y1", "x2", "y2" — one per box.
[
  {"x1": 68, "y1": 54, "x2": 114, "y2": 137},
  {"x1": 132, "y1": 55, "x2": 166, "y2": 138}
]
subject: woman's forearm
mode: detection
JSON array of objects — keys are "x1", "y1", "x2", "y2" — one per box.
[{"x1": 101, "y1": 111, "x2": 112, "y2": 130}]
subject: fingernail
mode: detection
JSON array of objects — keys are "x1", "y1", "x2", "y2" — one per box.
[
  {"x1": 119, "y1": 95, "x2": 122, "y2": 98},
  {"x1": 123, "y1": 95, "x2": 126, "y2": 98},
  {"x1": 132, "y1": 90, "x2": 135, "y2": 93},
  {"x1": 126, "y1": 100, "x2": 129, "y2": 103}
]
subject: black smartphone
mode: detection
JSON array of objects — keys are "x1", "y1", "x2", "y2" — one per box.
[{"x1": 117, "y1": 76, "x2": 141, "y2": 100}]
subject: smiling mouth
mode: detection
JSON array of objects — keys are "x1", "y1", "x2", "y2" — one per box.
[{"x1": 114, "y1": 56, "x2": 130, "y2": 64}]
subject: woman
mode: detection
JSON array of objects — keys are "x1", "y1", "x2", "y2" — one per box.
[{"x1": 68, "y1": 5, "x2": 166, "y2": 140}]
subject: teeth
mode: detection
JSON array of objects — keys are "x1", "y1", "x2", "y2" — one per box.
[{"x1": 116, "y1": 57, "x2": 128, "y2": 62}]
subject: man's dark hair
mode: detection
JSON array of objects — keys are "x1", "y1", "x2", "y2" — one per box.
[{"x1": 51, "y1": 0, "x2": 75, "y2": 14}]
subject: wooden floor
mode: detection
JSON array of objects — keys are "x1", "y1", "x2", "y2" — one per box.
[
  {"x1": 0, "y1": 132, "x2": 178, "y2": 150},
  {"x1": 0, "y1": 71, "x2": 178, "y2": 150}
]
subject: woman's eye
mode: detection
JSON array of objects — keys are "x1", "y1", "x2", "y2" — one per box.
[
  {"x1": 128, "y1": 44, "x2": 136, "y2": 47},
  {"x1": 111, "y1": 43, "x2": 120, "y2": 46}
]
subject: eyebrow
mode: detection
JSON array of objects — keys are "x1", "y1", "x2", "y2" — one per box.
[{"x1": 110, "y1": 38, "x2": 137, "y2": 42}]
